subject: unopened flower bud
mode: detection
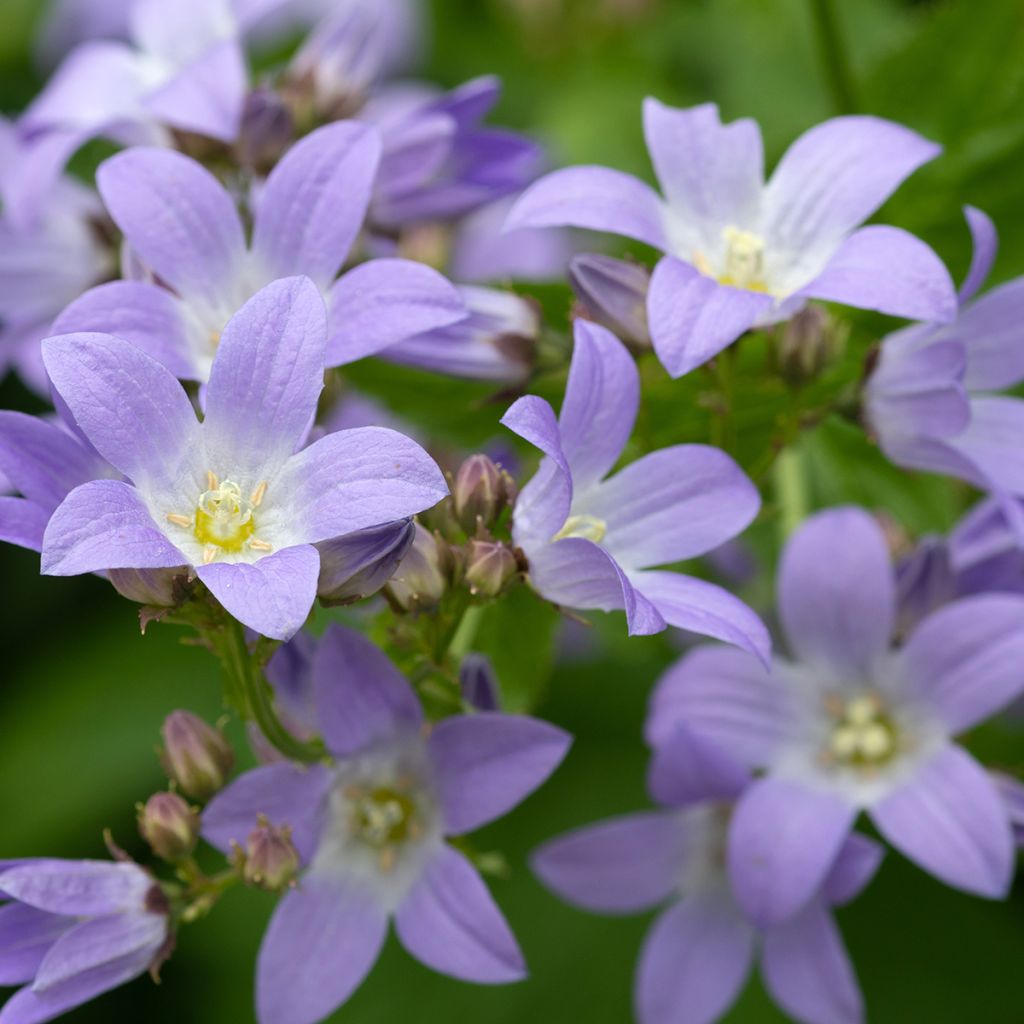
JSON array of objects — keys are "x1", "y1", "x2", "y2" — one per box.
[
  {"x1": 138, "y1": 792, "x2": 199, "y2": 862},
  {"x1": 777, "y1": 305, "x2": 847, "y2": 385},
  {"x1": 459, "y1": 653, "x2": 501, "y2": 711},
  {"x1": 160, "y1": 711, "x2": 235, "y2": 801},
  {"x1": 464, "y1": 540, "x2": 518, "y2": 597},
  {"x1": 237, "y1": 87, "x2": 294, "y2": 170},
  {"x1": 453, "y1": 455, "x2": 513, "y2": 534},
  {"x1": 242, "y1": 816, "x2": 300, "y2": 890},
  {"x1": 318, "y1": 520, "x2": 416, "y2": 606},
  {"x1": 386, "y1": 524, "x2": 451, "y2": 611},
  {"x1": 569, "y1": 253, "x2": 651, "y2": 347}
]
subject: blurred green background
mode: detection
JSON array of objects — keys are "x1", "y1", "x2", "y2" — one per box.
[{"x1": 3, "y1": 0, "x2": 1024, "y2": 1020}]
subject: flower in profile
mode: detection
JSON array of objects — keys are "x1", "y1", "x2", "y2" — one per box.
[
  {"x1": 502, "y1": 318, "x2": 769, "y2": 661},
  {"x1": 0, "y1": 858, "x2": 171, "y2": 1022},
  {"x1": 40, "y1": 276, "x2": 448, "y2": 639},
  {"x1": 534, "y1": 725, "x2": 880, "y2": 1024},
  {"x1": 202, "y1": 624, "x2": 571, "y2": 1024},
  {"x1": 865, "y1": 206, "x2": 1024, "y2": 500},
  {"x1": 364, "y1": 76, "x2": 543, "y2": 231},
  {"x1": 647, "y1": 507, "x2": 1024, "y2": 926},
  {"x1": 55, "y1": 121, "x2": 465, "y2": 383},
  {"x1": 506, "y1": 99, "x2": 955, "y2": 377}
]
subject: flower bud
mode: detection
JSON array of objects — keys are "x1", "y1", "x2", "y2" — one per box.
[
  {"x1": 318, "y1": 520, "x2": 416, "y2": 606},
  {"x1": 459, "y1": 653, "x2": 501, "y2": 711},
  {"x1": 464, "y1": 540, "x2": 518, "y2": 597},
  {"x1": 386, "y1": 524, "x2": 451, "y2": 611},
  {"x1": 138, "y1": 792, "x2": 199, "y2": 862},
  {"x1": 160, "y1": 711, "x2": 235, "y2": 801},
  {"x1": 569, "y1": 253, "x2": 651, "y2": 347},
  {"x1": 241, "y1": 816, "x2": 300, "y2": 890},
  {"x1": 453, "y1": 455, "x2": 513, "y2": 534},
  {"x1": 777, "y1": 305, "x2": 847, "y2": 385},
  {"x1": 237, "y1": 87, "x2": 294, "y2": 171}
]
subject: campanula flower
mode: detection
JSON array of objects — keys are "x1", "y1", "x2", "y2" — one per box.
[
  {"x1": 865, "y1": 207, "x2": 1024, "y2": 499},
  {"x1": 534, "y1": 725, "x2": 881, "y2": 1024},
  {"x1": 55, "y1": 122, "x2": 465, "y2": 383},
  {"x1": 0, "y1": 859, "x2": 171, "y2": 1024},
  {"x1": 202, "y1": 624, "x2": 571, "y2": 1024},
  {"x1": 503, "y1": 318, "x2": 769, "y2": 661},
  {"x1": 40, "y1": 277, "x2": 448, "y2": 639},
  {"x1": 506, "y1": 100, "x2": 956, "y2": 377},
  {"x1": 647, "y1": 508, "x2": 1024, "y2": 926}
]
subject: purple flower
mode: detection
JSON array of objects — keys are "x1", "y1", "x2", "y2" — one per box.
[
  {"x1": 202, "y1": 624, "x2": 571, "y2": 1024},
  {"x1": 0, "y1": 172, "x2": 112, "y2": 392},
  {"x1": 0, "y1": 858, "x2": 171, "y2": 1024},
  {"x1": 502, "y1": 318, "x2": 769, "y2": 661},
  {"x1": 2, "y1": 0, "x2": 269, "y2": 226},
  {"x1": 647, "y1": 507, "x2": 1024, "y2": 925},
  {"x1": 363, "y1": 76, "x2": 543, "y2": 231},
  {"x1": 383, "y1": 284, "x2": 538, "y2": 382},
  {"x1": 34, "y1": 0, "x2": 132, "y2": 70},
  {"x1": 506, "y1": 100, "x2": 956, "y2": 377},
  {"x1": 533, "y1": 726, "x2": 880, "y2": 1024},
  {"x1": 865, "y1": 206, "x2": 1024, "y2": 499},
  {"x1": 40, "y1": 276, "x2": 448, "y2": 639},
  {"x1": 54, "y1": 123, "x2": 465, "y2": 383}
]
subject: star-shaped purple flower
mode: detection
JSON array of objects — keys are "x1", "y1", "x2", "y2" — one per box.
[
  {"x1": 0, "y1": 858, "x2": 171, "y2": 1023},
  {"x1": 202, "y1": 624, "x2": 571, "y2": 1024},
  {"x1": 647, "y1": 507, "x2": 1024, "y2": 927},
  {"x1": 40, "y1": 276, "x2": 448, "y2": 639},
  {"x1": 54, "y1": 121, "x2": 466, "y2": 384},
  {"x1": 533, "y1": 725, "x2": 881, "y2": 1024},
  {"x1": 865, "y1": 206, "x2": 1024, "y2": 500},
  {"x1": 506, "y1": 99, "x2": 956, "y2": 377},
  {"x1": 502, "y1": 318, "x2": 769, "y2": 662}
]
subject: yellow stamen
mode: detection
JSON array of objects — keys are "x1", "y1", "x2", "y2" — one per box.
[
  {"x1": 250, "y1": 538, "x2": 273, "y2": 552},
  {"x1": 203, "y1": 546, "x2": 217, "y2": 565},
  {"x1": 206, "y1": 470, "x2": 219, "y2": 491},
  {"x1": 250, "y1": 481, "x2": 268, "y2": 507},
  {"x1": 166, "y1": 513, "x2": 192, "y2": 527}
]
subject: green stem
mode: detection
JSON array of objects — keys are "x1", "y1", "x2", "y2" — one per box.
[
  {"x1": 774, "y1": 445, "x2": 808, "y2": 541},
  {"x1": 810, "y1": 0, "x2": 857, "y2": 114}
]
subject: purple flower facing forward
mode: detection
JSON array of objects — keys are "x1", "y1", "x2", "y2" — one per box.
[
  {"x1": 506, "y1": 100, "x2": 956, "y2": 377},
  {"x1": 647, "y1": 508, "x2": 1024, "y2": 927},
  {"x1": 2, "y1": 0, "x2": 267, "y2": 226},
  {"x1": 54, "y1": 122, "x2": 465, "y2": 383},
  {"x1": 382, "y1": 284, "x2": 538, "y2": 382},
  {"x1": 363, "y1": 76, "x2": 543, "y2": 231},
  {"x1": 0, "y1": 169, "x2": 112, "y2": 393},
  {"x1": 0, "y1": 859, "x2": 171, "y2": 1024},
  {"x1": 534, "y1": 726, "x2": 881, "y2": 1024},
  {"x1": 40, "y1": 277, "x2": 448, "y2": 639},
  {"x1": 502, "y1": 318, "x2": 769, "y2": 661},
  {"x1": 865, "y1": 207, "x2": 1024, "y2": 499},
  {"x1": 202, "y1": 624, "x2": 571, "y2": 1024}
]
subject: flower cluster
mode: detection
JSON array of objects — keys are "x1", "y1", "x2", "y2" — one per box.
[{"x1": 2, "y1": 2, "x2": 1024, "y2": 1023}]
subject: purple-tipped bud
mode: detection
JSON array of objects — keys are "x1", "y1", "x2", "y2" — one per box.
[
  {"x1": 160, "y1": 711, "x2": 235, "y2": 801},
  {"x1": 569, "y1": 254, "x2": 651, "y2": 347},
  {"x1": 459, "y1": 653, "x2": 501, "y2": 711},
  {"x1": 318, "y1": 520, "x2": 416, "y2": 606},
  {"x1": 138, "y1": 792, "x2": 199, "y2": 862},
  {"x1": 464, "y1": 540, "x2": 518, "y2": 597},
  {"x1": 242, "y1": 817, "x2": 300, "y2": 890},
  {"x1": 238, "y1": 87, "x2": 294, "y2": 170},
  {"x1": 777, "y1": 305, "x2": 847, "y2": 385},
  {"x1": 452, "y1": 454, "x2": 514, "y2": 534},
  {"x1": 386, "y1": 524, "x2": 451, "y2": 611}
]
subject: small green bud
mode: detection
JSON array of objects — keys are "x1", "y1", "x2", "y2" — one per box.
[
  {"x1": 241, "y1": 816, "x2": 300, "y2": 890},
  {"x1": 464, "y1": 540, "x2": 518, "y2": 597},
  {"x1": 386, "y1": 524, "x2": 452, "y2": 611},
  {"x1": 452, "y1": 454, "x2": 513, "y2": 534},
  {"x1": 777, "y1": 306, "x2": 847, "y2": 385},
  {"x1": 138, "y1": 792, "x2": 199, "y2": 862},
  {"x1": 160, "y1": 711, "x2": 235, "y2": 801}
]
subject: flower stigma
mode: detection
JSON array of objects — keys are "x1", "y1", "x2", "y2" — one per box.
[
  {"x1": 553, "y1": 514, "x2": 607, "y2": 543},
  {"x1": 823, "y1": 692, "x2": 899, "y2": 770},
  {"x1": 718, "y1": 226, "x2": 767, "y2": 291}
]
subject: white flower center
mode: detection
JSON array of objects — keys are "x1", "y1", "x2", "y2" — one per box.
[
  {"x1": 165, "y1": 473, "x2": 272, "y2": 564},
  {"x1": 694, "y1": 225, "x2": 768, "y2": 292},
  {"x1": 553, "y1": 514, "x2": 607, "y2": 544},
  {"x1": 823, "y1": 692, "x2": 899, "y2": 770}
]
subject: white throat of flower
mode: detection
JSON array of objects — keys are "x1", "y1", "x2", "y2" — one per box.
[
  {"x1": 819, "y1": 691, "x2": 900, "y2": 773},
  {"x1": 677, "y1": 802, "x2": 732, "y2": 896},
  {"x1": 693, "y1": 225, "x2": 769, "y2": 293},
  {"x1": 165, "y1": 472, "x2": 273, "y2": 565}
]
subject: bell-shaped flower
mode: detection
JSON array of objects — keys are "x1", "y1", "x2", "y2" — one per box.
[
  {"x1": 201, "y1": 624, "x2": 571, "y2": 1024},
  {"x1": 506, "y1": 99, "x2": 956, "y2": 377},
  {"x1": 865, "y1": 206, "x2": 1024, "y2": 499},
  {"x1": 0, "y1": 858, "x2": 171, "y2": 1023},
  {"x1": 39, "y1": 276, "x2": 448, "y2": 639},
  {"x1": 54, "y1": 121, "x2": 466, "y2": 383},
  {"x1": 502, "y1": 318, "x2": 769, "y2": 662},
  {"x1": 647, "y1": 507, "x2": 1024, "y2": 927},
  {"x1": 534, "y1": 725, "x2": 881, "y2": 1024}
]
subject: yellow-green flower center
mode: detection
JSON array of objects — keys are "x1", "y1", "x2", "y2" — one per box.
[
  {"x1": 825, "y1": 693, "x2": 899, "y2": 768},
  {"x1": 193, "y1": 479, "x2": 255, "y2": 552},
  {"x1": 554, "y1": 514, "x2": 607, "y2": 543},
  {"x1": 351, "y1": 786, "x2": 419, "y2": 848},
  {"x1": 694, "y1": 225, "x2": 769, "y2": 292}
]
